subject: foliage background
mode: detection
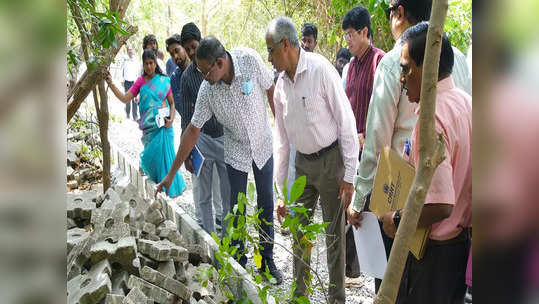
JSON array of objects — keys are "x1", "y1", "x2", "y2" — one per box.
[{"x1": 68, "y1": 0, "x2": 471, "y2": 73}]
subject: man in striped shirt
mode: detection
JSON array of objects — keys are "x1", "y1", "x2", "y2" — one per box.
[
  {"x1": 267, "y1": 17, "x2": 359, "y2": 303},
  {"x1": 341, "y1": 6, "x2": 385, "y2": 156}
]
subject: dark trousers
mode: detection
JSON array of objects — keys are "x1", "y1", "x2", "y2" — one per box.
[
  {"x1": 124, "y1": 81, "x2": 137, "y2": 120},
  {"x1": 226, "y1": 156, "x2": 274, "y2": 266},
  {"x1": 396, "y1": 234, "x2": 471, "y2": 304}
]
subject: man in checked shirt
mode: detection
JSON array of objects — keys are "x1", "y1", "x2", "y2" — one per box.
[{"x1": 266, "y1": 17, "x2": 359, "y2": 304}]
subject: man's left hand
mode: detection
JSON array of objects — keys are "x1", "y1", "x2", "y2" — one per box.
[
  {"x1": 379, "y1": 211, "x2": 397, "y2": 238},
  {"x1": 338, "y1": 181, "x2": 354, "y2": 212}
]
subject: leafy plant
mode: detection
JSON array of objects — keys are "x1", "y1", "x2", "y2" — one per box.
[{"x1": 205, "y1": 176, "x2": 330, "y2": 303}]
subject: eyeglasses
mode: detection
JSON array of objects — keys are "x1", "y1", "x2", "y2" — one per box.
[
  {"x1": 343, "y1": 28, "x2": 361, "y2": 41},
  {"x1": 385, "y1": 5, "x2": 398, "y2": 20},
  {"x1": 267, "y1": 39, "x2": 283, "y2": 55},
  {"x1": 197, "y1": 62, "x2": 216, "y2": 79}
]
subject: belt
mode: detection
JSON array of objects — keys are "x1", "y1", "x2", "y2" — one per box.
[{"x1": 299, "y1": 140, "x2": 338, "y2": 161}]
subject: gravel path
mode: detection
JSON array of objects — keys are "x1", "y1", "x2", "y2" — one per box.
[{"x1": 100, "y1": 91, "x2": 376, "y2": 303}]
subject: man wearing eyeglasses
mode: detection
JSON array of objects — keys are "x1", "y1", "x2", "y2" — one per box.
[
  {"x1": 267, "y1": 16, "x2": 359, "y2": 304},
  {"x1": 346, "y1": 0, "x2": 472, "y2": 293},
  {"x1": 156, "y1": 36, "x2": 282, "y2": 285},
  {"x1": 341, "y1": 6, "x2": 385, "y2": 158},
  {"x1": 169, "y1": 23, "x2": 229, "y2": 237}
]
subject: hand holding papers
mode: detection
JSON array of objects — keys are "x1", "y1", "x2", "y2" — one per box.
[
  {"x1": 351, "y1": 212, "x2": 387, "y2": 279},
  {"x1": 155, "y1": 107, "x2": 170, "y2": 128}
]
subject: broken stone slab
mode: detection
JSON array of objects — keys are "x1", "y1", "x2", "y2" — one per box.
[
  {"x1": 157, "y1": 260, "x2": 176, "y2": 279},
  {"x1": 68, "y1": 166, "x2": 75, "y2": 180},
  {"x1": 123, "y1": 287, "x2": 148, "y2": 304},
  {"x1": 144, "y1": 208, "x2": 165, "y2": 226},
  {"x1": 186, "y1": 244, "x2": 211, "y2": 266},
  {"x1": 166, "y1": 230, "x2": 183, "y2": 246},
  {"x1": 68, "y1": 217, "x2": 77, "y2": 229},
  {"x1": 140, "y1": 266, "x2": 191, "y2": 300},
  {"x1": 67, "y1": 228, "x2": 90, "y2": 255},
  {"x1": 142, "y1": 222, "x2": 156, "y2": 235},
  {"x1": 174, "y1": 261, "x2": 187, "y2": 283},
  {"x1": 141, "y1": 232, "x2": 160, "y2": 242},
  {"x1": 156, "y1": 220, "x2": 176, "y2": 238},
  {"x1": 127, "y1": 275, "x2": 177, "y2": 304},
  {"x1": 137, "y1": 239, "x2": 188, "y2": 262},
  {"x1": 106, "y1": 294, "x2": 125, "y2": 304},
  {"x1": 67, "y1": 259, "x2": 111, "y2": 304},
  {"x1": 75, "y1": 168, "x2": 93, "y2": 184},
  {"x1": 90, "y1": 237, "x2": 138, "y2": 274},
  {"x1": 104, "y1": 188, "x2": 122, "y2": 207},
  {"x1": 111, "y1": 270, "x2": 129, "y2": 296},
  {"x1": 67, "y1": 192, "x2": 97, "y2": 220},
  {"x1": 91, "y1": 201, "x2": 130, "y2": 243},
  {"x1": 137, "y1": 253, "x2": 158, "y2": 270}
]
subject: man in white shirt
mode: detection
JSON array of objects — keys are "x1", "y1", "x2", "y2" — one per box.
[
  {"x1": 266, "y1": 17, "x2": 359, "y2": 304},
  {"x1": 121, "y1": 46, "x2": 139, "y2": 120}
]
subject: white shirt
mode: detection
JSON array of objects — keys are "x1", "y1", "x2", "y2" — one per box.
[
  {"x1": 274, "y1": 49, "x2": 359, "y2": 192},
  {"x1": 191, "y1": 48, "x2": 274, "y2": 173},
  {"x1": 353, "y1": 38, "x2": 473, "y2": 211},
  {"x1": 122, "y1": 55, "x2": 139, "y2": 82}
]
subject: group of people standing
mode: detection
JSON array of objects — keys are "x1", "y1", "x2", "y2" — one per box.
[{"x1": 106, "y1": 0, "x2": 472, "y2": 303}]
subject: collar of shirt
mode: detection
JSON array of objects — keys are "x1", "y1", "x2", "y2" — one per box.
[
  {"x1": 281, "y1": 48, "x2": 308, "y2": 83},
  {"x1": 414, "y1": 76, "x2": 456, "y2": 115}
]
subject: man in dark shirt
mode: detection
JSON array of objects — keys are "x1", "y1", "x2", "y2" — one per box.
[
  {"x1": 176, "y1": 23, "x2": 229, "y2": 235},
  {"x1": 166, "y1": 34, "x2": 189, "y2": 115}
]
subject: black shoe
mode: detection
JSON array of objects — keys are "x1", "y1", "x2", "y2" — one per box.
[{"x1": 259, "y1": 258, "x2": 283, "y2": 285}]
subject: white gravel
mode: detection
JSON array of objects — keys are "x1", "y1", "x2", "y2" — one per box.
[{"x1": 99, "y1": 90, "x2": 376, "y2": 303}]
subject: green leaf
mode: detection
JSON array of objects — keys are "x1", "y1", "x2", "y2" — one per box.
[
  {"x1": 290, "y1": 176, "x2": 306, "y2": 203},
  {"x1": 247, "y1": 182, "x2": 256, "y2": 202}
]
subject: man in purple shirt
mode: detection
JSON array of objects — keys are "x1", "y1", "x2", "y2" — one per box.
[{"x1": 342, "y1": 6, "x2": 385, "y2": 155}]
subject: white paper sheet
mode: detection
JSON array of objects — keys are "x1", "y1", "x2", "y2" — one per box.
[{"x1": 352, "y1": 211, "x2": 388, "y2": 279}]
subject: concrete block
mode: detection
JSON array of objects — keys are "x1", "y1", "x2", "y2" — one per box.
[
  {"x1": 67, "y1": 192, "x2": 97, "y2": 220},
  {"x1": 141, "y1": 232, "x2": 161, "y2": 242},
  {"x1": 102, "y1": 188, "x2": 122, "y2": 209},
  {"x1": 123, "y1": 287, "x2": 148, "y2": 304},
  {"x1": 137, "y1": 253, "x2": 158, "y2": 270},
  {"x1": 174, "y1": 261, "x2": 187, "y2": 283},
  {"x1": 137, "y1": 239, "x2": 188, "y2": 262},
  {"x1": 67, "y1": 218, "x2": 77, "y2": 229},
  {"x1": 90, "y1": 237, "x2": 137, "y2": 274},
  {"x1": 140, "y1": 266, "x2": 191, "y2": 300},
  {"x1": 144, "y1": 208, "x2": 164, "y2": 226},
  {"x1": 67, "y1": 259, "x2": 111, "y2": 304},
  {"x1": 105, "y1": 294, "x2": 125, "y2": 304},
  {"x1": 91, "y1": 201, "x2": 130, "y2": 243},
  {"x1": 156, "y1": 220, "x2": 176, "y2": 238},
  {"x1": 157, "y1": 260, "x2": 176, "y2": 279},
  {"x1": 166, "y1": 230, "x2": 183, "y2": 246},
  {"x1": 111, "y1": 270, "x2": 129, "y2": 296},
  {"x1": 127, "y1": 275, "x2": 176, "y2": 304},
  {"x1": 142, "y1": 222, "x2": 156, "y2": 235},
  {"x1": 67, "y1": 228, "x2": 90, "y2": 255}
]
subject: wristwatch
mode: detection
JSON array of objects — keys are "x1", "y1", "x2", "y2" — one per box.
[{"x1": 393, "y1": 209, "x2": 402, "y2": 228}]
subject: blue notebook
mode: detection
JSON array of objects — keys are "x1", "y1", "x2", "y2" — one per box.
[{"x1": 189, "y1": 145, "x2": 205, "y2": 177}]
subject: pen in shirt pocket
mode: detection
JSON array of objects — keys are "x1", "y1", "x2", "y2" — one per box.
[{"x1": 302, "y1": 96, "x2": 306, "y2": 107}]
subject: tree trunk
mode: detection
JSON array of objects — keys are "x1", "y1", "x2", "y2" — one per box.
[
  {"x1": 373, "y1": 1, "x2": 449, "y2": 303},
  {"x1": 96, "y1": 80, "x2": 111, "y2": 192},
  {"x1": 66, "y1": 24, "x2": 137, "y2": 123}
]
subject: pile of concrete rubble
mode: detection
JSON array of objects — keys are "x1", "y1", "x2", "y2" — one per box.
[{"x1": 67, "y1": 184, "x2": 230, "y2": 304}]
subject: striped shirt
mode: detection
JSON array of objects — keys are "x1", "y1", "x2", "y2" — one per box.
[
  {"x1": 178, "y1": 62, "x2": 223, "y2": 137},
  {"x1": 344, "y1": 45, "x2": 385, "y2": 134},
  {"x1": 274, "y1": 49, "x2": 359, "y2": 191}
]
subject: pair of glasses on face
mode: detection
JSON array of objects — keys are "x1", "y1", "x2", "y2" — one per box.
[
  {"x1": 385, "y1": 5, "x2": 398, "y2": 20},
  {"x1": 197, "y1": 62, "x2": 216, "y2": 79},
  {"x1": 267, "y1": 39, "x2": 284, "y2": 55},
  {"x1": 343, "y1": 28, "x2": 365, "y2": 41}
]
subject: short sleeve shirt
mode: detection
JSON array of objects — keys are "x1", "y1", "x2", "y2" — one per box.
[{"x1": 191, "y1": 48, "x2": 274, "y2": 172}]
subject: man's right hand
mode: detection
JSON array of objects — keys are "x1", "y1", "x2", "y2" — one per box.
[
  {"x1": 347, "y1": 204, "x2": 364, "y2": 228},
  {"x1": 276, "y1": 199, "x2": 288, "y2": 225},
  {"x1": 184, "y1": 158, "x2": 194, "y2": 174},
  {"x1": 155, "y1": 174, "x2": 173, "y2": 198}
]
